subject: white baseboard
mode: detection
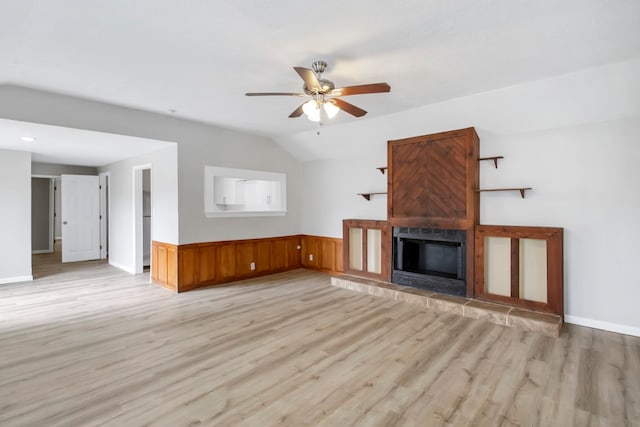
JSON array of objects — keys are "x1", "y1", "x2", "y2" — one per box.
[
  {"x1": 32, "y1": 249, "x2": 52, "y2": 254},
  {"x1": 0, "y1": 275, "x2": 33, "y2": 285},
  {"x1": 108, "y1": 260, "x2": 136, "y2": 275},
  {"x1": 565, "y1": 315, "x2": 640, "y2": 337}
]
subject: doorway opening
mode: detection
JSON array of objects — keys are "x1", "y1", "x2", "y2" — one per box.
[
  {"x1": 31, "y1": 172, "x2": 110, "y2": 278},
  {"x1": 31, "y1": 176, "x2": 55, "y2": 254},
  {"x1": 133, "y1": 165, "x2": 152, "y2": 274}
]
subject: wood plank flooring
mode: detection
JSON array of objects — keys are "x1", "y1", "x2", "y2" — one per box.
[{"x1": 0, "y1": 250, "x2": 638, "y2": 426}]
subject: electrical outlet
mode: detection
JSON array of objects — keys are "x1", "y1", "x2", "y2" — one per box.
[
  {"x1": 309, "y1": 254, "x2": 313, "y2": 261},
  {"x1": 250, "y1": 262, "x2": 255, "y2": 271}
]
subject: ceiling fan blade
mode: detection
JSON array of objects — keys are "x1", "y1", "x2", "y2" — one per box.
[
  {"x1": 330, "y1": 83, "x2": 391, "y2": 97},
  {"x1": 288, "y1": 103, "x2": 305, "y2": 118},
  {"x1": 332, "y1": 98, "x2": 367, "y2": 117},
  {"x1": 245, "y1": 92, "x2": 306, "y2": 96},
  {"x1": 294, "y1": 67, "x2": 321, "y2": 92}
]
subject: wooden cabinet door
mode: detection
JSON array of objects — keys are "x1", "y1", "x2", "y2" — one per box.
[{"x1": 343, "y1": 219, "x2": 391, "y2": 281}]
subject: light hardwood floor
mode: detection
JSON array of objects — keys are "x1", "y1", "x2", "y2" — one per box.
[{"x1": 0, "y1": 250, "x2": 638, "y2": 426}]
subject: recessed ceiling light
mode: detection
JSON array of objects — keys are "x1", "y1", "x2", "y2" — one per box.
[{"x1": 20, "y1": 136, "x2": 36, "y2": 142}]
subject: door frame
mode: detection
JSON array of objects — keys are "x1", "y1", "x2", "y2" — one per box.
[
  {"x1": 99, "y1": 172, "x2": 110, "y2": 260},
  {"x1": 133, "y1": 164, "x2": 152, "y2": 274},
  {"x1": 31, "y1": 174, "x2": 58, "y2": 254}
]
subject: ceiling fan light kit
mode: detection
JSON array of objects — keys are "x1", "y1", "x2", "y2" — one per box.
[
  {"x1": 302, "y1": 99, "x2": 321, "y2": 122},
  {"x1": 323, "y1": 100, "x2": 340, "y2": 119},
  {"x1": 246, "y1": 60, "x2": 391, "y2": 123},
  {"x1": 302, "y1": 99, "x2": 340, "y2": 122}
]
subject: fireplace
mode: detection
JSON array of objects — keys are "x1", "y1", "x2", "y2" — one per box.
[{"x1": 392, "y1": 227, "x2": 466, "y2": 296}]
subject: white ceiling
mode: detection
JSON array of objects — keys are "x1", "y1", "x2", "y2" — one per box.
[
  {"x1": 1, "y1": 0, "x2": 639, "y2": 164},
  {"x1": 0, "y1": 118, "x2": 175, "y2": 167}
]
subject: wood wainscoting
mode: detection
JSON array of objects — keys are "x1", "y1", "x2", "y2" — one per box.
[
  {"x1": 151, "y1": 241, "x2": 178, "y2": 292},
  {"x1": 301, "y1": 235, "x2": 343, "y2": 275},
  {"x1": 152, "y1": 235, "x2": 343, "y2": 292}
]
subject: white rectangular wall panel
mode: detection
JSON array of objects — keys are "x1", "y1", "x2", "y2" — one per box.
[{"x1": 484, "y1": 236, "x2": 511, "y2": 297}]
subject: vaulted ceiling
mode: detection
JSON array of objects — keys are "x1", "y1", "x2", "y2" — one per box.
[{"x1": 1, "y1": 0, "x2": 640, "y2": 163}]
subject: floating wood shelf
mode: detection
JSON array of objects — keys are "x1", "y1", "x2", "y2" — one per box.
[
  {"x1": 358, "y1": 192, "x2": 387, "y2": 201},
  {"x1": 478, "y1": 156, "x2": 504, "y2": 168},
  {"x1": 376, "y1": 167, "x2": 387, "y2": 175},
  {"x1": 476, "y1": 187, "x2": 532, "y2": 198}
]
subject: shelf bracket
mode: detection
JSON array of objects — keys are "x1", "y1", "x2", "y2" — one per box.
[
  {"x1": 376, "y1": 167, "x2": 387, "y2": 175},
  {"x1": 476, "y1": 187, "x2": 532, "y2": 198},
  {"x1": 358, "y1": 192, "x2": 387, "y2": 201},
  {"x1": 478, "y1": 156, "x2": 504, "y2": 169}
]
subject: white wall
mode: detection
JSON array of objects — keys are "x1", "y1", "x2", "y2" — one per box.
[
  {"x1": 480, "y1": 118, "x2": 640, "y2": 333},
  {"x1": 283, "y1": 59, "x2": 640, "y2": 335},
  {"x1": 177, "y1": 127, "x2": 301, "y2": 243},
  {"x1": 0, "y1": 150, "x2": 32, "y2": 284},
  {"x1": 98, "y1": 145, "x2": 178, "y2": 273},
  {"x1": 299, "y1": 157, "x2": 388, "y2": 237}
]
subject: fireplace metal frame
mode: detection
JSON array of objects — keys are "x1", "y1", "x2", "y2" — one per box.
[{"x1": 392, "y1": 227, "x2": 467, "y2": 296}]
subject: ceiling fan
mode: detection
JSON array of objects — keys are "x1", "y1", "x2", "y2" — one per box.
[{"x1": 245, "y1": 60, "x2": 391, "y2": 122}]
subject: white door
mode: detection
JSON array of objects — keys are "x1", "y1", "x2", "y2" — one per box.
[{"x1": 61, "y1": 175, "x2": 101, "y2": 263}]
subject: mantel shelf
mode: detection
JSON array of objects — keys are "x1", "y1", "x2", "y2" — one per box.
[
  {"x1": 477, "y1": 187, "x2": 532, "y2": 198},
  {"x1": 376, "y1": 167, "x2": 387, "y2": 175},
  {"x1": 358, "y1": 192, "x2": 387, "y2": 201},
  {"x1": 478, "y1": 156, "x2": 504, "y2": 168}
]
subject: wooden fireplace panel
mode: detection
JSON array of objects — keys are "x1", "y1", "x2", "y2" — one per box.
[
  {"x1": 388, "y1": 127, "x2": 479, "y2": 231},
  {"x1": 389, "y1": 137, "x2": 468, "y2": 219},
  {"x1": 423, "y1": 135, "x2": 467, "y2": 219},
  {"x1": 389, "y1": 142, "x2": 430, "y2": 218}
]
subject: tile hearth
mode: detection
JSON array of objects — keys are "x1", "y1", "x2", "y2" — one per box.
[{"x1": 331, "y1": 275, "x2": 562, "y2": 337}]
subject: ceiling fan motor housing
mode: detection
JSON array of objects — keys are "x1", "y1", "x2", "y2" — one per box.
[
  {"x1": 301, "y1": 61, "x2": 334, "y2": 95},
  {"x1": 312, "y1": 60, "x2": 327, "y2": 75}
]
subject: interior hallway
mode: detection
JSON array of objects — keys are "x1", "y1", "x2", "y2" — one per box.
[{"x1": 31, "y1": 240, "x2": 108, "y2": 280}]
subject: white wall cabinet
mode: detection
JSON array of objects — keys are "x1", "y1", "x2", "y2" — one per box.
[
  {"x1": 214, "y1": 177, "x2": 244, "y2": 205},
  {"x1": 205, "y1": 166, "x2": 286, "y2": 217}
]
